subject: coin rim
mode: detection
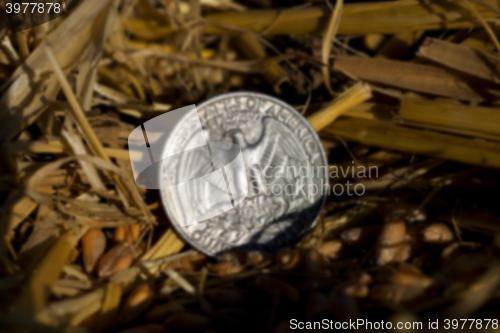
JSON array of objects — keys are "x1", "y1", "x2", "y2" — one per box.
[{"x1": 159, "y1": 91, "x2": 328, "y2": 256}]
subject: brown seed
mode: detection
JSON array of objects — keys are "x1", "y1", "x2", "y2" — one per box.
[
  {"x1": 352, "y1": 271, "x2": 373, "y2": 285},
  {"x1": 341, "y1": 226, "x2": 380, "y2": 246},
  {"x1": 304, "y1": 248, "x2": 325, "y2": 273},
  {"x1": 128, "y1": 224, "x2": 141, "y2": 242},
  {"x1": 318, "y1": 240, "x2": 343, "y2": 260},
  {"x1": 389, "y1": 270, "x2": 434, "y2": 289},
  {"x1": 120, "y1": 283, "x2": 154, "y2": 324},
  {"x1": 98, "y1": 242, "x2": 135, "y2": 278},
  {"x1": 376, "y1": 220, "x2": 409, "y2": 265},
  {"x1": 422, "y1": 223, "x2": 454, "y2": 244},
  {"x1": 145, "y1": 302, "x2": 184, "y2": 321},
  {"x1": 372, "y1": 264, "x2": 434, "y2": 304},
  {"x1": 247, "y1": 250, "x2": 266, "y2": 266},
  {"x1": 276, "y1": 248, "x2": 302, "y2": 270},
  {"x1": 207, "y1": 261, "x2": 243, "y2": 276},
  {"x1": 344, "y1": 283, "x2": 369, "y2": 298},
  {"x1": 166, "y1": 251, "x2": 207, "y2": 273},
  {"x1": 164, "y1": 312, "x2": 212, "y2": 331},
  {"x1": 82, "y1": 228, "x2": 106, "y2": 273},
  {"x1": 114, "y1": 226, "x2": 127, "y2": 243},
  {"x1": 114, "y1": 224, "x2": 141, "y2": 243},
  {"x1": 364, "y1": 33, "x2": 384, "y2": 51}
]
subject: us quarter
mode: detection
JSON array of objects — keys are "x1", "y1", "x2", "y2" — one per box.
[{"x1": 160, "y1": 92, "x2": 328, "y2": 256}]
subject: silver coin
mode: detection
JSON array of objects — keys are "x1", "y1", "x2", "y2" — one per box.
[{"x1": 160, "y1": 92, "x2": 328, "y2": 256}]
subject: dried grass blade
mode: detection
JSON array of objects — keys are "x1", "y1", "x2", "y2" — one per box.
[
  {"x1": 141, "y1": 229, "x2": 184, "y2": 275},
  {"x1": 69, "y1": 299, "x2": 101, "y2": 327},
  {"x1": 61, "y1": 118, "x2": 108, "y2": 197},
  {"x1": 0, "y1": 0, "x2": 113, "y2": 142},
  {"x1": 334, "y1": 55, "x2": 500, "y2": 101},
  {"x1": 12, "y1": 230, "x2": 79, "y2": 321},
  {"x1": 77, "y1": 0, "x2": 117, "y2": 111},
  {"x1": 15, "y1": 32, "x2": 29, "y2": 61},
  {"x1": 164, "y1": 268, "x2": 196, "y2": 295},
  {"x1": 322, "y1": 0, "x2": 343, "y2": 95},
  {"x1": 462, "y1": 0, "x2": 500, "y2": 52},
  {"x1": 97, "y1": 281, "x2": 122, "y2": 331},
  {"x1": 43, "y1": 45, "x2": 135, "y2": 207},
  {"x1": 4, "y1": 139, "x2": 131, "y2": 160},
  {"x1": 199, "y1": 0, "x2": 500, "y2": 35},
  {"x1": 399, "y1": 98, "x2": 500, "y2": 140},
  {"x1": 234, "y1": 33, "x2": 290, "y2": 93},
  {"x1": 129, "y1": 49, "x2": 262, "y2": 73},
  {"x1": 322, "y1": 117, "x2": 500, "y2": 169},
  {"x1": 307, "y1": 82, "x2": 372, "y2": 132},
  {"x1": 2, "y1": 195, "x2": 38, "y2": 238},
  {"x1": 418, "y1": 37, "x2": 500, "y2": 83}
]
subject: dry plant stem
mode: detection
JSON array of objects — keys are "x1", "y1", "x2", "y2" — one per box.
[
  {"x1": 307, "y1": 82, "x2": 372, "y2": 132},
  {"x1": 0, "y1": 0, "x2": 114, "y2": 143},
  {"x1": 97, "y1": 67, "x2": 136, "y2": 99},
  {"x1": 124, "y1": 0, "x2": 500, "y2": 38},
  {"x1": 141, "y1": 229, "x2": 185, "y2": 268},
  {"x1": 129, "y1": 49, "x2": 264, "y2": 73},
  {"x1": 418, "y1": 37, "x2": 500, "y2": 83},
  {"x1": 322, "y1": 117, "x2": 500, "y2": 169},
  {"x1": 0, "y1": 36, "x2": 20, "y2": 66},
  {"x1": 78, "y1": 0, "x2": 117, "y2": 112},
  {"x1": 202, "y1": 0, "x2": 500, "y2": 35},
  {"x1": 399, "y1": 98, "x2": 500, "y2": 140},
  {"x1": 322, "y1": 0, "x2": 343, "y2": 95},
  {"x1": 334, "y1": 55, "x2": 500, "y2": 101},
  {"x1": 459, "y1": 27, "x2": 498, "y2": 52},
  {"x1": 43, "y1": 45, "x2": 135, "y2": 207},
  {"x1": 165, "y1": 268, "x2": 196, "y2": 294},
  {"x1": 14, "y1": 32, "x2": 29, "y2": 61},
  {"x1": 62, "y1": 117, "x2": 109, "y2": 197},
  {"x1": 12, "y1": 230, "x2": 80, "y2": 321},
  {"x1": 69, "y1": 300, "x2": 101, "y2": 326},
  {"x1": 4, "y1": 139, "x2": 131, "y2": 160},
  {"x1": 462, "y1": 0, "x2": 500, "y2": 52},
  {"x1": 233, "y1": 33, "x2": 289, "y2": 93}
]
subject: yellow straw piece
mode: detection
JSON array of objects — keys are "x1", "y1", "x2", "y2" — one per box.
[{"x1": 307, "y1": 82, "x2": 372, "y2": 132}]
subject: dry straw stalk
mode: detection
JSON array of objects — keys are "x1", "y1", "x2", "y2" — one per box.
[
  {"x1": 418, "y1": 37, "x2": 500, "y2": 83},
  {"x1": 307, "y1": 82, "x2": 372, "y2": 132},
  {"x1": 322, "y1": 117, "x2": 500, "y2": 169},
  {"x1": 334, "y1": 55, "x2": 500, "y2": 101},
  {"x1": 399, "y1": 98, "x2": 500, "y2": 141}
]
